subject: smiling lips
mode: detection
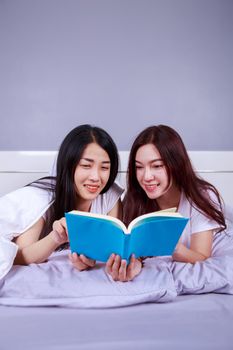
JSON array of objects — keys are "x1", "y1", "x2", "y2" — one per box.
[
  {"x1": 84, "y1": 184, "x2": 100, "y2": 193},
  {"x1": 144, "y1": 183, "x2": 160, "y2": 192}
]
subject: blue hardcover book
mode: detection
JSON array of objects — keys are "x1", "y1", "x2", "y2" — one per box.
[{"x1": 65, "y1": 209, "x2": 188, "y2": 263}]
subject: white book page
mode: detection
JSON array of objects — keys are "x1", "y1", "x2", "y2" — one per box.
[
  {"x1": 127, "y1": 208, "x2": 181, "y2": 233},
  {"x1": 68, "y1": 208, "x2": 180, "y2": 234},
  {"x1": 68, "y1": 210, "x2": 128, "y2": 233}
]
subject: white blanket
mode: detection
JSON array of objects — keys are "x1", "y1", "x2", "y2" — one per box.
[{"x1": 0, "y1": 186, "x2": 52, "y2": 279}]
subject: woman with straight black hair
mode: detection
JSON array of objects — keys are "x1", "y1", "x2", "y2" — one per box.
[
  {"x1": 13, "y1": 124, "x2": 125, "y2": 271},
  {"x1": 106, "y1": 125, "x2": 229, "y2": 281}
]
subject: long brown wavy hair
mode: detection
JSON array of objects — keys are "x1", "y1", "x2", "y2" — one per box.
[{"x1": 123, "y1": 125, "x2": 226, "y2": 232}]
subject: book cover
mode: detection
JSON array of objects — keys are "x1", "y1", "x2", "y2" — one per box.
[{"x1": 65, "y1": 209, "x2": 188, "y2": 262}]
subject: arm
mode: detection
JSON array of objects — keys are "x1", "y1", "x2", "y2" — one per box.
[
  {"x1": 172, "y1": 229, "x2": 213, "y2": 263},
  {"x1": 14, "y1": 217, "x2": 68, "y2": 265}
]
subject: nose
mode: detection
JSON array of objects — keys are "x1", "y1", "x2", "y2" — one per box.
[
  {"x1": 143, "y1": 167, "x2": 154, "y2": 182},
  {"x1": 89, "y1": 167, "x2": 100, "y2": 182}
]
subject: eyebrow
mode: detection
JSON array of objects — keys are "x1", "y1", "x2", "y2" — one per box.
[
  {"x1": 135, "y1": 158, "x2": 163, "y2": 164},
  {"x1": 81, "y1": 158, "x2": 110, "y2": 164}
]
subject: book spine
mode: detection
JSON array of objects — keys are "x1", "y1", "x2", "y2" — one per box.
[{"x1": 122, "y1": 235, "x2": 131, "y2": 262}]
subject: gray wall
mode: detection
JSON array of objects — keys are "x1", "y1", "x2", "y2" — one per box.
[{"x1": 0, "y1": 0, "x2": 233, "y2": 151}]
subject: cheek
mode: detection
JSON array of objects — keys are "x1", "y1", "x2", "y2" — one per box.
[
  {"x1": 103, "y1": 171, "x2": 110, "y2": 184},
  {"x1": 73, "y1": 175, "x2": 80, "y2": 191},
  {"x1": 136, "y1": 170, "x2": 143, "y2": 182},
  {"x1": 74, "y1": 169, "x2": 86, "y2": 186},
  {"x1": 163, "y1": 171, "x2": 170, "y2": 183}
]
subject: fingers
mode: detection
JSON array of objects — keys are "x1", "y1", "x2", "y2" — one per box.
[
  {"x1": 105, "y1": 254, "x2": 128, "y2": 282},
  {"x1": 69, "y1": 250, "x2": 142, "y2": 280},
  {"x1": 79, "y1": 254, "x2": 96, "y2": 267},
  {"x1": 127, "y1": 255, "x2": 143, "y2": 281},
  {"x1": 69, "y1": 252, "x2": 87, "y2": 271},
  {"x1": 105, "y1": 253, "x2": 116, "y2": 274},
  {"x1": 69, "y1": 252, "x2": 95, "y2": 271},
  {"x1": 111, "y1": 255, "x2": 124, "y2": 281},
  {"x1": 51, "y1": 217, "x2": 69, "y2": 245},
  {"x1": 53, "y1": 217, "x2": 68, "y2": 235},
  {"x1": 126, "y1": 254, "x2": 136, "y2": 280},
  {"x1": 51, "y1": 229, "x2": 68, "y2": 245},
  {"x1": 106, "y1": 254, "x2": 120, "y2": 280},
  {"x1": 61, "y1": 217, "x2": 68, "y2": 231},
  {"x1": 105, "y1": 254, "x2": 143, "y2": 282},
  {"x1": 118, "y1": 259, "x2": 127, "y2": 281}
]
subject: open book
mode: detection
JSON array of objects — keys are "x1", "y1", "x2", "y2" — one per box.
[{"x1": 65, "y1": 208, "x2": 188, "y2": 263}]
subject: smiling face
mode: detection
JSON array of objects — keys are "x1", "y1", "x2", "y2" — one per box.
[
  {"x1": 135, "y1": 143, "x2": 172, "y2": 200},
  {"x1": 74, "y1": 142, "x2": 111, "y2": 210}
]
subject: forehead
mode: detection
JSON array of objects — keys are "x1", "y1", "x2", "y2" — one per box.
[
  {"x1": 136, "y1": 144, "x2": 161, "y2": 162},
  {"x1": 81, "y1": 142, "x2": 110, "y2": 161}
]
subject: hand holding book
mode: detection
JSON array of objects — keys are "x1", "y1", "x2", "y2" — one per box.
[
  {"x1": 69, "y1": 252, "x2": 96, "y2": 271},
  {"x1": 105, "y1": 253, "x2": 143, "y2": 282}
]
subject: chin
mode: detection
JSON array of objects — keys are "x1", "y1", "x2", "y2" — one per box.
[
  {"x1": 85, "y1": 190, "x2": 102, "y2": 200},
  {"x1": 147, "y1": 194, "x2": 158, "y2": 200},
  {"x1": 144, "y1": 190, "x2": 160, "y2": 200},
  {"x1": 84, "y1": 194, "x2": 99, "y2": 200}
]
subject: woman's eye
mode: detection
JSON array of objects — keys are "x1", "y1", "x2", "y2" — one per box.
[
  {"x1": 135, "y1": 166, "x2": 143, "y2": 170},
  {"x1": 81, "y1": 164, "x2": 91, "y2": 168},
  {"x1": 153, "y1": 164, "x2": 163, "y2": 169},
  {"x1": 101, "y1": 166, "x2": 110, "y2": 170}
]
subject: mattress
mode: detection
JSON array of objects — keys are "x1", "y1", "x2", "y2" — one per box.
[{"x1": 0, "y1": 294, "x2": 233, "y2": 350}]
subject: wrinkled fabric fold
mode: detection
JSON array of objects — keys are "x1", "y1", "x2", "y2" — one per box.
[
  {"x1": 0, "y1": 252, "x2": 233, "y2": 308},
  {"x1": 0, "y1": 253, "x2": 177, "y2": 308}
]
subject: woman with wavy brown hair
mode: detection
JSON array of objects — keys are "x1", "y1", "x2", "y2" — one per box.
[{"x1": 106, "y1": 125, "x2": 226, "y2": 281}]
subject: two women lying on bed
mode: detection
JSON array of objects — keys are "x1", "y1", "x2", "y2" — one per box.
[{"x1": 13, "y1": 124, "x2": 226, "y2": 282}]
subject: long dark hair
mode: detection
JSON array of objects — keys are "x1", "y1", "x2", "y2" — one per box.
[
  {"x1": 31, "y1": 124, "x2": 119, "y2": 236},
  {"x1": 123, "y1": 125, "x2": 226, "y2": 232}
]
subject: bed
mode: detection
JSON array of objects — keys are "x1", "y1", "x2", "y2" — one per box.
[
  {"x1": 1, "y1": 294, "x2": 233, "y2": 350},
  {"x1": 0, "y1": 151, "x2": 233, "y2": 350}
]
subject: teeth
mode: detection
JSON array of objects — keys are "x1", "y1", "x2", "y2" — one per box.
[
  {"x1": 144, "y1": 184, "x2": 160, "y2": 191},
  {"x1": 85, "y1": 185, "x2": 99, "y2": 192}
]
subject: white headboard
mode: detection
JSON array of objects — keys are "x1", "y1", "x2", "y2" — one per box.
[{"x1": 0, "y1": 151, "x2": 232, "y2": 205}]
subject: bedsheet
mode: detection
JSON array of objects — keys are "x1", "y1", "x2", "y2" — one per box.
[{"x1": 0, "y1": 294, "x2": 233, "y2": 350}]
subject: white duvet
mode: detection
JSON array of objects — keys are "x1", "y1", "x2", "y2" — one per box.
[{"x1": 0, "y1": 186, "x2": 52, "y2": 279}]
